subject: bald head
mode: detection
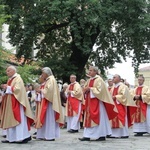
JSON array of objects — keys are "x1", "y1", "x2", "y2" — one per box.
[
  {"x1": 113, "y1": 74, "x2": 121, "y2": 84},
  {"x1": 6, "y1": 66, "x2": 17, "y2": 77}
]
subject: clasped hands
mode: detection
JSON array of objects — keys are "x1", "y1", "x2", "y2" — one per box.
[
  {"x1": 134, "y1": 95, "x2": 141, "y2": 101},
  {"x1": 83, "y1": 87, "x2": 90, "y2": 94}
]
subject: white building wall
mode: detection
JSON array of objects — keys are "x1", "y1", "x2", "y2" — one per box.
[{"x1": 1, "y1": 24, "x2": 16, "y2": 53}]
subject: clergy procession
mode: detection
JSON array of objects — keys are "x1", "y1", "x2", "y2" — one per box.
[{"x1": 0, "y1": 65, "x2": 150, "y2": 145}]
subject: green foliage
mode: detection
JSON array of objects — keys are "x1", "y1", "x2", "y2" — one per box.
[
  {"x1": 1, "y1": 0, "x2": 150, "y2": 81},
  {"x1": 0, "y1": 48, "x2": 38, "y2": 84},
  {"x1": 17, "y1": 64, "x2": 38, "y2": 84},
  {"x1": 0, "y1": 48, "x2": 7, "y2": 84},
  {"x1": 0, "y1": 2, "x2": 10, "y2": 29}
]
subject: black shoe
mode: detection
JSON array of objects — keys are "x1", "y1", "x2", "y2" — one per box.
[
  {"x1": 1, "y1": 140, "x2": 10, "y2": 143},
  {"x1": 2, "y1": 135, "x2": 6, "y2": 138},
  {"x1": 44, "y1": 139, "x2": 55, "y2": 141},
  {"x1": 95, "y1": 137, "x2": 106, "y2": 141},
  {"x1": 68, "y1": 129, "x2": 78, "y2": 133},
  {"x1": 134, "y1": 133, "x2": 143, "y2": 136},
  {"x1": 1, "y1": 140, "x2": 16, "y2": 144},
  {"x1": 15, "y1": 136, "x2": 32, "y2": 144},
  {"x1": 121, "y1": 136, "x2": 129, "y2": 138},
  {"x1": 106, "y1": 135, "x2": 111, "y2": 138},
  {"x1": 15, "y1": 140, "x2": 28, "y2": 144},
  {"x1": 33, "y1": 132, "x2": 37, "y2": 135},
  {"x1": 106, "y1": 136, "x2": 116, "y2": 138},
  {"x1": 78, "y1": 137, "x2": 90, "y2": 141}
]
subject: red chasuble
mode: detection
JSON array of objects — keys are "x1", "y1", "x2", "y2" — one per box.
[
  {"x1": 134, "y1": 87, "x2": 147, "y2": 123},
  {"x1": 84, "y1": 79, "x2": 100, "y2": 127},
  {"x1": 67, "y1": 83, "x2": 80, "y2": 117},
  {"x1": 112, "y1": 86, "x2": 126, "y2": 128}
]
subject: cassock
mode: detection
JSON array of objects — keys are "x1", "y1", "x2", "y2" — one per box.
[
  {"x1": 132, "y1": 85, "x2": 150, "y2": 133},
  {"x1": 0, "y1": 73, "x2": 34, "y2": 142},
  {"x1": 66, "y1": 81, "x2": 83, "y2": 131},
  {"x1": 83, "y1": 75, "x2": 118, "y2": 139},
  {"x1": 36, "y1": 75, "x2": 63, "y2": 140},
  {"x1": 110, "y1": 82, "x2": 137, "y2": 138}
]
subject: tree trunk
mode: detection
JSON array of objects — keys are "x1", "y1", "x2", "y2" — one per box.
[{"x1": 62, "y1": 43, "x2": 91, "y2": 83}]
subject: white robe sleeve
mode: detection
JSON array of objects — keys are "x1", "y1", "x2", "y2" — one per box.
[{"x1": 5, "y1": 86, "x2": 13, "y2": 94}]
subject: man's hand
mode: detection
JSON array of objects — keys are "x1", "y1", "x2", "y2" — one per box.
[
  {"x1": 112, "y1": 96, "x2": 116, "y2": 100},
  {"x1": 83, "y1": 87, "x2": 90, "y2": 93},
  {"x1": 67, "y1": 90, "x2": 72, "y2": 95},
  {"x1": 134, "y1": 95, "x2": 140, "y2": 100}
]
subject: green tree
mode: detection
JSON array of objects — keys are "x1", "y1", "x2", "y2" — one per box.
[{"x1": 1, "y1": 0, "x2": 150, "y2": 82}]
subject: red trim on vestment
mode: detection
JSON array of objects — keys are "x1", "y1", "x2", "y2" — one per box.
[
  {"x1": 84, "y1": 79, "x2": 100, "y2": 127},
  {"x1": 112, "y1": 86, "x2": 126, "y2": 128},
  {"x1": 127, "y1": 106, "x2": 137, "y2": 127},
  {"x1": 40, "y1": 98, "x2": 49, "y2": 125},
  {"x1": 67, "y1": 83, "x2": 80, "y2": 116},
  {"x1": 11, "y1": 95, "x2": 21, "y2": 123},
  {"x1": 7, "y1": 77, "x2": 34, "y2": 130},
  {"x1": 134, "y1": 87, "x2": 147, "y2": 123}
]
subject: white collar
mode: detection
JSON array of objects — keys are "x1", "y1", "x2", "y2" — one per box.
[
  {"x1": 71, "y1": 81, "x2": 76, "y2": 84},
  {"x1": 114, "y1": 82, "x2": 121, "y2": 88},
  {"x1": 9, "y1": 73, "x2": 17, "y2": 80}
]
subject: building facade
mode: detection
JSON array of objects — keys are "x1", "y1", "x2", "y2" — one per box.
[{"x1": 134, "y1": 66, "x2": 150, "y2": 87}]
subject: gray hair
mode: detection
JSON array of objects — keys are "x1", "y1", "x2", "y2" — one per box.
[
  {"x1": 90, "y1": 66, "x2": 100, "y2": 74},
  {"x1": 7, "y1": 65, "x2": 17, "y2": 73},
  {"x1": 42, "y1": 67, "x2": 53, "y2": 76},
  {"x1": 63, "y1": 83, "x2": 68, "y2": 88},
  {"x1": 34, "y1": 83, "x2": 40, "y2": 89}
]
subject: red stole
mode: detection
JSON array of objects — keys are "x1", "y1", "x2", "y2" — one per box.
[
  {"x1": 7, "y1": 77, "x2": 21, "y2": 124},
  {"x1": 39, "y1": 82, "x2": 60, "y2": 126},
  {"x1": 67, "y1": 83, "x2": 80, "y2": 117},
  {"x1": 84, "y1": 79, "x2": 100, "y2": 127},
  {"x1": 7, "y1": 77, "x2": 33, "y2": 130},
  {"x1": 134, "y1": 87, "x2": 147, "y2": 123},
  {"x1": 112, "y1": 86, "x2": 126, "y2": 128}
]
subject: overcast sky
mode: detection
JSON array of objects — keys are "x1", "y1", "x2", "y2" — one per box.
[{"x1": 107, "y1": 58, "x2": 150, "y2": 85}]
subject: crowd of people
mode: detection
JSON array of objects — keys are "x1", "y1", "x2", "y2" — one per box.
[{"x1": 0, "y1": 65, "x2": 150, "y2": 144}]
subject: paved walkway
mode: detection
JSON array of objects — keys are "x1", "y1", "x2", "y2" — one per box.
[{"x1": 0, "y1": 128, "x2": 150, "y2": 150}]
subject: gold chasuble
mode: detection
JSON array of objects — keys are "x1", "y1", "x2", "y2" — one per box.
[
  {"x1": 34, "y1": 83, "x2": 45, "y2": 128},
  {"x1": 36, "y1": 75, "x2": 64, "y2": 128},
  {"x1": 110, "y1": 83, "x2": 137, "y2": 128},
  {"x1": 132, "y1": 86, "x2": 150, "y2": 123},
  {"x1": 66, "y1": 82, "x2": 83, "y2": 117},
  {"x1": 0, "y1": 74, "x2": 34, "y2": 129},
  {"x1": 84, "y1": 75, "x2": 118, "y2": 128}
]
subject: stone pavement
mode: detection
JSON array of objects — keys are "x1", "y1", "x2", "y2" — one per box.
[{"x1": 0, "y1": 128, "x2": 150, "y2": 150}]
